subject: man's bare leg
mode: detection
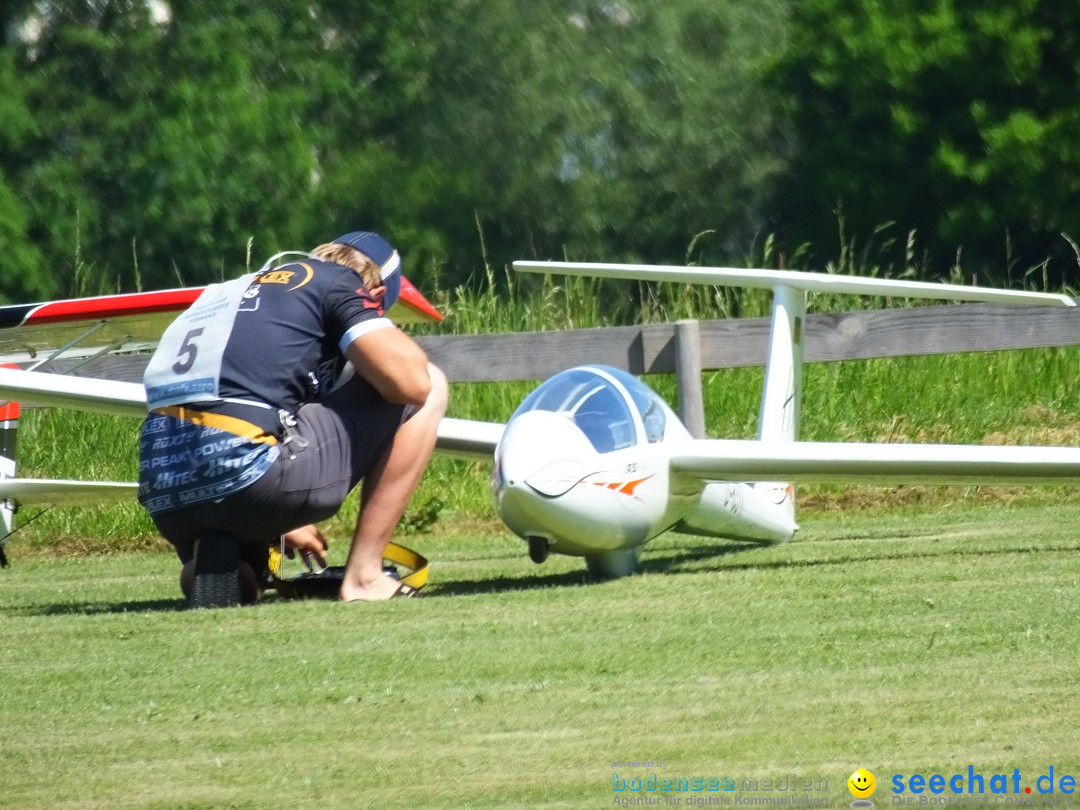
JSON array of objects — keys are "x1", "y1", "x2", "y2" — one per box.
[{"x1": 340, "y1": 365, "x2": 447, "y2": 601}]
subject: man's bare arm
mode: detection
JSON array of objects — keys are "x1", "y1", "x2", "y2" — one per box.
[{"x1": 345, "y1": 326, "x2": 432, "y2": 405}]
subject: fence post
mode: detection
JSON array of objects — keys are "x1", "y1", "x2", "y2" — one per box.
[{"x1": 674, "y1": 319, "x2": 705, "y2": 438}]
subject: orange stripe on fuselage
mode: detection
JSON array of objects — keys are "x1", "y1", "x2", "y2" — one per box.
[{"x1": 589, "y1": 474, "x2": 655, "y2": 496}]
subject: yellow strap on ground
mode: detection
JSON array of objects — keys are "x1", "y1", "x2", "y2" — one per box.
[
  {"x1": 268, "y1": 540, "x2": 429, "y2": 592},
  {"x1": 384, "y1": 542, "x2": 430, "y2": 590},
  {"x1": 154, "y1": 405, "x2": 278, "y2": 445}
]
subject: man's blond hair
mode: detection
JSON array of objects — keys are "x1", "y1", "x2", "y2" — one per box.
[{"x1": 311, "y1": 242, "x2": 382, "y2": 290}]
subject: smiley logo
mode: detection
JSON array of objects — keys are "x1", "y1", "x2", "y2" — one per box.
[{"x1": 848, "y1": 768, "x2": 876, "y2": 798}]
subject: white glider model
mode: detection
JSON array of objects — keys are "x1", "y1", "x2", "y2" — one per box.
[{"x1": 1, "y1": 262, "x2": 1079, "y2": 579}]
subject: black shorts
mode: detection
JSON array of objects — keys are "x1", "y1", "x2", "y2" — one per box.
[{"x1": 152, "y1": 375, "x2": 407, "y2": 561}]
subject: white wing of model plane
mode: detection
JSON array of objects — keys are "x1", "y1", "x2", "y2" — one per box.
[
  {"x1": 0, "y1": 367, "x2": 502, "y2": 461},
  {"x1": 0, "y1": 366, "x2": 499, "y2": 520},
  {"x1": 512, "y1": 261, "x2": 1077, "y2": 306},
  {"x1": 0, "y1": 478, "x2": 138, "y2": 504},
  {"x1": 668, "y1": 439, "x2": 1080, "y2": 486}
]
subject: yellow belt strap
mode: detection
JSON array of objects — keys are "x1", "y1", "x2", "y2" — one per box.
[{"x1": 154, "y1": 405, "x2": 278, "y2": 445}]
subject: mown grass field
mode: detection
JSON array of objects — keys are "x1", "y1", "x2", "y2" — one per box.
[{"x1": 2, "y1": 500, "x2": 1078, "y2": 809}]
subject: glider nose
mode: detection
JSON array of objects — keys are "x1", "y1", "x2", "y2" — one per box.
[
  {"x1": 493, "y1": 410, "x2": 599, "y2": 539},
  {"x1": 494, "y1": 411, "x2": 595, "y2": 493}
]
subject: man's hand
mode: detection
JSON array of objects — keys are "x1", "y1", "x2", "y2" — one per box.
[{"x1": 283, "y1": 524, "x2": 328, "y2": 569}]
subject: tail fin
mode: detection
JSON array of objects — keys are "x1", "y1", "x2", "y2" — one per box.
[
  {"x1": 0, "y1": 398, "x2": 19, "y2": 567},
  {"x1": 757, "y1": 284, "x2": 804, "y2": 444},
  {"x1": 750, "y1": 284, "x2": 803, "y2": 528}
]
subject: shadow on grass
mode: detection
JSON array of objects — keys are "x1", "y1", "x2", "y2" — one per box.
[
  {"x1": 427, "y1": 568, "x2": 596, "y2": 597},
  {"x1": 9, "y1": 597, "x2": 185, "y2": 617},
  {"x1": 430, "y1": 537, "x2": 1080, "y2": 597},
  {"x1": 642, "y1": 537, "x2": 1080, "y2": 575},
  {"x1": 427, "y1": 540, "x2": 761, "y2": 596},
  {"x1": 11, "y1": 538, "x2": 1078, "y2": 610}
]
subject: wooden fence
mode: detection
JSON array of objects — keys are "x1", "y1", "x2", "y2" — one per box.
[
  {"x1": 414, "y1": 302, "x2": 1080, "y2": 438},
  {"x1": 74, "y1": 302, "x2": 1080, "y2": 438}
]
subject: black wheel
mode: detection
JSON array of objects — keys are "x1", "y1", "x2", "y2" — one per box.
[
  {"x1": 527, "y1": 536, "x2": 550, "y2": 564},
  {"x1": 189, "y1": 531, "x2": 242, "y2": 609}
]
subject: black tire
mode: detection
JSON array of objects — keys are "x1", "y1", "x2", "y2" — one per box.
[
  {"x1": 189, "y1": 531, "x2": 242, "y2": 609},
  {"x1": 527, "y1": 536, "x2": 550, "y2": 564}
]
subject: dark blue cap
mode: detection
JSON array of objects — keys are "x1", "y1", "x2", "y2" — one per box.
[{"x1": 333, "y1": 231, "x2": 402, "y2": 312}]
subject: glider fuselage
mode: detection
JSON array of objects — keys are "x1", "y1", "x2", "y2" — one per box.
[{"x1": 491, "y1": 365, "x2": 796, "y2": 560}]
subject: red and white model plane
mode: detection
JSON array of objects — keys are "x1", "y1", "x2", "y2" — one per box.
[
  {"x1": 0, "y1": 272, "x2": 444, "y2": 565},
  {"x1": 1, "y1": 261, "x2": 1079, "y2": 579}
]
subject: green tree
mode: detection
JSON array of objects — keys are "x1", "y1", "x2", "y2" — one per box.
[
  {"x1": 11, "y1": 1, "x2": 337, "y2": 292},
  {"x1": 5, "y1": 0, "x2": 453, "y2": 293},
  {"x1": 126, "y1": 1, "x2": 327, "y2": 285},
  {"x1": 769, "y1": 0, "x2": 1080, "y2": 280},
  {"x1": 0, "y1": 46, "x2": 48, "y2": 303},
  {"x1": 290, "y1": 1, "x2": 458, "y2": 273},
  {"x1": 19, "y1": 2, "x2": 172, "y2": 294},
  {"x1": 3, "y1": 0, "x2": 793, "y2": 300},
  {"x1": 406, "y1": 0, "x2": 791, "y2": 277}
]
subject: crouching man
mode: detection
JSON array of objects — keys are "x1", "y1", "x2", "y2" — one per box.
[{"x1": 137, "y1": 231, "x2": 447, "y2": 607}]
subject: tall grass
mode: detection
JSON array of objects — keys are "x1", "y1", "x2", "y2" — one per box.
[{"x1": 10, "y1": 266, "x2": 1080, "y2": 555}]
